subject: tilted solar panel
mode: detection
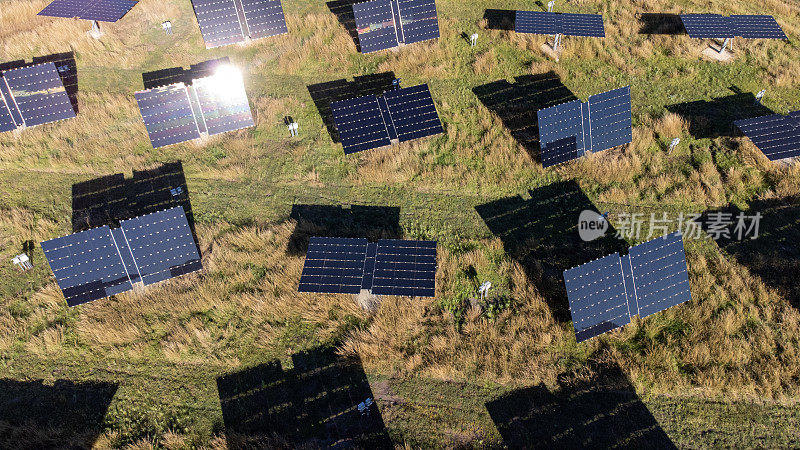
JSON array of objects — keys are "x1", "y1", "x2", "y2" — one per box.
[
  {"x1": 240, "y1": 0, "x2": 288, "y2": 39},
  {"x1": 560, "y1": 13, "x2": 605, "y2": 37},
  {"x1": 679, "y1": 14, "x2": 734, "y2": 39},
  {"x1": 789, "y1": 110, "x2": 800, "y2": 126},
  {"x1": 32, "y1": 53, "x2": 79, "y2": 114},
  {"x1": 564, "y1": 253, "x2": 631, "y2": 343},
  {"x1": 134, "y1": 84, "x2": 201, "y2": 148},
  {"x1": 41, "y1": 226, "x2": 134, "y2": 307},
  {"x1": 1, "y1": 63, "x2": 76, "y2": 127},
  {"x1": 191, "y1": 0, "x2": 246, "y2": 48},
  {"x1": 537, "y1": 99, "x2": 586, "y2": 167},
  {"x1": 119, "y1": 206, "x2": 202, "y2": 286},
  {"x1": 396, "y1": 0, "x2": 439, "y2": 44},
  {"x1": 377, "y1": 96, "x2": 398, "y2": 140},
  {"x1": 38, "y1": 0, "x2": 94, "y2": 19},
  {"x1": 734, "y1": 114, "x2": 800, "y2": 161},
  {"x1": 731, "y1": 15, "x2": 787, "y2": 40},
  {"x1": 383, "y1": 84, "x2": 443, "y2": 142},
  {"x1": 0, "y1": 93, "x2": 16, "y2": 132},
  {"x1": 353, "y1": 0, "x2": 398, "y2": 53},
  {"x1": 110, "y1": 227, "x2": 140, "y2": 284},
  {"x1": 515, "y1": 10, "x2": 559, "y2": 35},
  {"x1": 626, "y1": 232, "x2": 691, "y2": 318},
  {"x1": 80, "y1": 0, "x2": 138, "y2": 22},
  {"x1": 330, "y1": 95, "x2": 392, "y2": 154},
  {"x1": 192, "y1": 69, "x2": 255, "y2": 136},
  {"x1": 298, "y1": 237, "x2": 369, "y2": 294},
  {"x1": 587, "y1": 86, "x2": 632, "y2": 153},
  {"x1": 371, "y1": 239, "x2": 436, "y2": 297}
]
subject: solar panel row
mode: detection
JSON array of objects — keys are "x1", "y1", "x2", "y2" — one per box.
[
  {"x1": 680, "y1": 14, "x2": 787, "y2": 40},
  {"x1": 0, "y1": 62, "x2": 76, "y2": 133},
  {"x1": 41, "y1": 206, "x2": 202, "y2": 306},
  {"x1": 353, "y1": 0, "x2": 439, "y2": 53},
  {"x1": 515, "y1": 11, "x2": 605, "y2": 38},
  {"x1": 734, "y1": 112, "x2": 800, "y2": 161},
  {"x1": 537, "y1": 86, "x2": 632, "y2": 167},
  {"x1": 298, "y1": 237, "x2": 437, "y2": 297},
  {"x1": 38, "y1": 0, "x2": 138, "y2": 22},
  {"x1": 330, "y1": 83, "x2": 443, "y2": 154},
  {"x1": 191, "y1": 0, "x2": 287, "y2": 49},
  {"x1": 564, "y1": 232, "x2": 692, "y2": 342}
]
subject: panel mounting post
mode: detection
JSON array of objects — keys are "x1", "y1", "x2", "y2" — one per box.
[
  {"x1": 90, "y1": 20, "x2": 102, "y2": 38},
  {"x1": 720, "y1": 37, "x2": 731, "y2": 53}
]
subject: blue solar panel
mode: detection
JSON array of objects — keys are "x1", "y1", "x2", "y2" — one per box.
[
  {"x1": 135, "y1": 84, "x2": 201, "y2": 149},
  {"x1": 1, "y1": 63, "x2": 76, "y2": 127},
  {"x1": 38, "y1": 0, "x2": 94, "y2": 18},
  {"x1": 111, "y1": 227, "x2": 140, "y2": 284},
  {"x1": 0, "y1": 92, "x2": 17, "y2": 132},
  {"x1": 331, "y1": 94, "x2": 392, "y2": 154},
  {"x1": 626, "y1": 232, "x2": 691, "y2": 318},
  {"x1": 537, "y1": 99, "x2": 586, "y2": 167},
  {"x1": 515, "y1": 11, "x2": 560, "y2": 35},
  {"x1": 383, "y1": 84, "x2": 443, "y2": 142},
  {"x1": 353, "y1": 0, "x2": 398, "y2": 53},
  {"x1": 587, "y1": 86, "x2": 632, "y2": 153},
  {"x1": 515, "y1": 11, "x2": 604, "y2": 37},
  {"x1": 192, "y1": 70, "x2": 255, "y2": 136},
  {"x1": 564, "y1": 253, "x2": 630, "y2": 343},
  {"x1": 240, "y1": 0, "x2": 288, "y2": 39},
  {"x1": 298, "y1": 237, "x2": 369, "y2": 294},
  {"x1": 361, "y1": 242, "x2": 378, "y2": 289},
  {"x1": 731, "y1": 15, "x2": 787, "y2": 39},
  {"x1": 80, "y1": 0, "x2": 138, "y2": 22},
  {"x1": 396, "y1": 0, "x2": 439, "y2": 44},
  {"x1": 119, "y1": 206, "x2": 202, "y2": 286},
  {"x1": 191, "y1": 0, "x2": 246, "y2": 48},
  {"x1": 560, "y1": 13, "x2": 605, "y2": 37},
  {"x1": 41, "y1": 226, "x2": 134, "y2": 307},
  {"x1": 377, "y1": 95, "x2": 398, "y2": 140},
  {"x1": 734, "y1": 114, "x2": 800, "y2": 161},
  {"x1": 371, "y1": 239, "x2": 436, "y2": 297},
  {"x1": 680, "y1": 14, "x2": 733, "y2": 39}
]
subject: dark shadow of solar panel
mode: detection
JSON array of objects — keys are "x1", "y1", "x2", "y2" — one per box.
[
  {"x1": 353, "y1": 0, "x2": 398, "y2": 53},
  {"x1": 37, "y1": 0, "x2": 93, "y2": 19},
  {"x1": 627, "y1": 232, "x2": 691, "y2": 319},
  {"x1": 80, "y1": 0, "x2": 138, "y2": 22},
  {"x1": 371, "y1": 239, "x2": 436, "y2": 297},
  {"x1": 734, "y1": 113, "x2": 800, "y2": 161},
  {"x1": 41, "y1": 226, "x2": 134, "y2": 306},
  {"x1": 32, "y1": 52, "x2": 79, "y2": 114},
  {"x1": 2, "y1": 62, "x2": 76, "y2": 127},
  {"x1": 331, "y1": 95, "x2": 391, "y2": 154},
  {"x1": 483, "y1": 9, "x2": 515, "y2": 31},
  {"x1": 731, "y1": 15, "x2": 787, "y2": 40},
  {"x1": 638, "y1": 13, "x2": 685, "y2": 35},
  {"x1": 119, "y1": 206, "x2": 202, "y2": 286},
  {"x1": 298, "y1": 237, "x2": 368, "y2": 294},
  {"x1": 666, "y1": 87, "x2": 775, "y2": 139},
  {"x1": 679, "y1": 14, "x2": 734, "y2": 38},
  {"x1": 135, "y1": 84, "x2": 201, "y2": 148},
  {"x1": 564, "y1": 253, "x2": 630, "y2": 342},
  {"x1": 515, "y1": 10, "x2": 559, "y2": 34},
  {"x1": 588, "y1": 86, "x2": 632, "y2": 153},
  {"x1": 0, "y1": 379, "x2": 118, "y2": 449},
  {"x1": 560, "y1": 13, "x2": 605, "y2": 37},
  {"x1": 241, "y1": 0, "x2": 288, "y2": 39},
  {"x1": 191, "y1": 0, "x2": 246, "y2": 48},
  {"x1": 192, "y1": 72, "x2": 255, "y2": 136},
  {"x1": 396, "y1": 0, "x2": 439, "y2": 44},
  {"x1": 383, "y1": 83, "x2": 443, "y2": 142},
  {"x1": 327, "y1": 0, "x2": 362, "y2": 51},
  {"x1": 537, "y1": 98, "x2": 585, "y2": 167}
]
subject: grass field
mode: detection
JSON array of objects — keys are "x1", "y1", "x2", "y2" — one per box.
[{"x1": 1, "y1": 0, "x2": 800, "y2": 447}]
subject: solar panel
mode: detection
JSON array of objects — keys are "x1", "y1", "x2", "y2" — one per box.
[
  {"x1": 32, "y1": 53, "x2": 79, "y2": 114},
  {"x1": 330, "y1": 95, "x2": 392, "y2": 154},
  {"x1": 119, "y1": 206, "x2": 202, "y2": 286},
  {"x1": 377, "y1": 95, "x2": 398, "y2": 140},
  {"x1": 353, "y1": 0, "x2": 398, "y2": 53},
  {"x1": 110, "y1": 227, "x2": 140, "y2": 284},
  {"x1": 515, "y1": 11, "x2": 560, "y2": 35},
  {"x1": 560, "y1": 13, "x2": 605, "y2": 37},
  {"x1": 0, "y1": 93, "x2": 16, "y2": 132},
  {"x1": 191, "y1": 0, "x2": 246, "y2": 48},
  {"x1": 41, "y1": 226, "x2": 134, "y2": 307},
  {"x1": 38, "y1": 0, "x2": 94, "y2": 19},
  {"x1": 680, "y1": 14, "x2": 733, "y2": 39},
  {"x1": 240, "y1": 0, "x2": 288, "y2": 39},
  {"x1": 564, "y1": 253, "x2": 631, "y2": 343},
  {"x1": 134, "y1": 84, "x2": 201, "y2": 148},
  {"x1": 371, "y1": 239, "x2": 436, "y2": 297},
  {"x1": 734, "y1": 114, "x2": 800, "y2": 161},
  {"x1": 79, "y1": 0, "x2": 138, "y2": 22},
  {"x1": 192, "y1": 70, "x2": 255, "y2": 136},
  {"x1": 626, "y1": 232, "x2": 691, "y2": 318},
  {"x1": 731, "y1": 15, "x2": 787, "y2": 40},
  {"x1": 537, "y1": 99, "x2": 586, "y2": 167},
  {"x1": 395, "y1": 0, "x2": 439, "y2": 44},
  {"x1": 298, "y1": 237, "x2": 368, "y2": 294},
  {"x1": 1, "y1": 63, "x2": 76, "y2": 127},
  {"x1": 587, "y1": 86, "x2": 632, "y2": 153},
  {"x1": 383, "y1": 84, "x2": 443, "y2": 142}
]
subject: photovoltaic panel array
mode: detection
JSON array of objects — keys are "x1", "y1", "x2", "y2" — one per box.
[
  {"x1": 0, "y1": 62, "x2": 76, "y2": 132},
  {"x1": 330, "y1": 83, "x2": 443, "y2": 153},
  {"x1": 135, "y1": 63, "x2": 254, "y2": 148},
  {"x1": 191, "y1": 0, "x2": 287, "y2": 49},
  {"x1": 298, "y1": 237, "x2": 437, "y2": 297},
  {"x1": 353, "y1": 0, "x2": 439, "y2": 53},
  {"x1": 38, "y1": 0, "x2": 138, "y2": 22},
  {"x1": 537, "y1": 86, "x2": 631, "y2": 167},
  {"x1": 680, "y1": 14, "x2": 787, "y2": 40},
  {"x1": 734, "y1": 111, "x2": 800, "y2": 161},
  {"x1": 564, "y1": 232, "x2": 692, "y2": 342},
  {"x1": 42, "y1": 206, "x2": 202, "y2": 306},
  {"x1": 515, "y1": 11, "x2": 605, "y2": 37}
]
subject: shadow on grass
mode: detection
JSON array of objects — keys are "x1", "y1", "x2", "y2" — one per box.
[
  {"x1": 473, "y1": 72, "x2": 577, "y2": 164},
  {"x1": 287, "y1": 204, "x2": 402, "y2": 255},
  {"x1": 141, "y1": 57, "x2": 230, "y2": 89},
  {"x1": 475, "y1": 180, "x2": 625, "y2": 322},
  {"x1": 665, "y1": 87, "x2": 774, "y2": 139},
  {"x1": 486, "y1": 362, "x2": 676, "y2": 449},
  {"x1": 2, "y1": 52, "x2": 79, "y2": 114},
  {"x1": 702, "y1": 197, "x2": 800, "y2": 307},
  {"x1": 483, "y1": 9, "x2": 516, "y2": 31},
  {"x1": 0, "y1": 378, "x2": 117, "y2": 448},
  {"x1": 217, "y1": 346, "x2": 392, "y2": 449},
  {"x1": 638, "y1": 13, "x2": 685, "y2": 35},
  {"x1": 327, "y1": 0, "x2": 362, "y2": 52},
  {"x1": 307, "y1": 72, "x2": 396, "y2": 143}
]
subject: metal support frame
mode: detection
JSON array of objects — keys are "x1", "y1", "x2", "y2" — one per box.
[
  {"x1": 720, "y1": 37, "x2": 732, "y2": 53},
  {"x1": 553, "y1": 33, "x2": 563, "y2": 52},
  {"x1": 90, "y1": 20, "x2": 102, "y2": 38}
]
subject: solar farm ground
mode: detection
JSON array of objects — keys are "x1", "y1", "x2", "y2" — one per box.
[{"x1": 1, "y1": 0, "x2": 800, "y2": 447}]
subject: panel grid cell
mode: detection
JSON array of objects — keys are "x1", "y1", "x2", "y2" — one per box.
[
  {"x1": 680, "y1": 14, "x2": 734, "y2": 39},
  {"x1": 353, "y1": 0, "x2": 398, "y2": 53},
  {"x1": 627, "y1": 232, "x2": 691, "y2": 318},
  {"x1": 298, "y1": 237, "x2": 369, "y2": 294},
  {"x1": 0, "y1": 92, "x2": 16, "y2": 132},
  {"x1": 191, "y1": 0, "x2": 246, "y2": 48},
  {"x1": 38, "y1": 0, "x2": 95, "y2": 19},
  {"x1": 734, "y1": 114, "x2": 800, "y2": 161},
  {"x1": 382, "y1": 84, "x2": 443, "y2": 143},
  {"x1": 240, "y1": 0, "x2": 288, "y2": 39},
  {"x1": 587, "y1": 86, "x2": 632, "y2": 153},
  {"x1": 191, "y1": 71, "x2": 255, "y2": 136},
  {"x1": 371, "y1": 239, "x2": 436, "y2": 297},
  {"x1": 1, "y1": 63, "x2": 76, "y2": 127},
  {"x1": 331, "y1": 95, "x2": 392, "y2": 154},
  {"x1": 80, "y1": 0, "x2": 138, "y2": 22},
  {"x1": 537, "y1": 99, "x2": 586, "y2": 167},
  {"x1": 560, "y1": 12, "x2": 605, "y2": 37},
  {"x1": 731, "y1": 15, "x2": 787, "y2": 39},
  {"x1": 396, "y1": 0, "x2": 439, "y2": 44},
  {"x1": 515, "y1": 10, "x2": 560, "y2": 35},
  {"x1": 135, "y1": 84, "x2": 201, "y2": 148}
]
